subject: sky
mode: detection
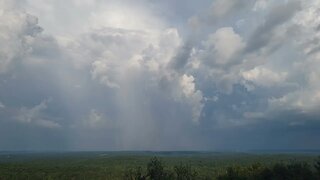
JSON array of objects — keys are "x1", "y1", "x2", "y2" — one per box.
[{"x1": 0, "y1": 0, "x2": 320, "y2": 151}]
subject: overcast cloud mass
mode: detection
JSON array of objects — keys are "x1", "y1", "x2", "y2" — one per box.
[{"x1": 0, "y1": 0, "x2": 320, "y2": 151}]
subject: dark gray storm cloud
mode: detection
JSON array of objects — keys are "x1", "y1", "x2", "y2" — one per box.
[{"x1": 0, "y1": 0, "x2": 320, "y2": 151}]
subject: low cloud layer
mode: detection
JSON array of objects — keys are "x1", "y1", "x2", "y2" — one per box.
[{"x1": 0, "y1": 0, "x2": 320, "y2": 151}]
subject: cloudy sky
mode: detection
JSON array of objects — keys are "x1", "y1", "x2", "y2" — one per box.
[{"x1": 0, "y1": 0, "x2": 320, "y2": 151}]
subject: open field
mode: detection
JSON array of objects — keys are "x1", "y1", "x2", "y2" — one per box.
[{"x1": 0, "y1": 151, "x2": 319, "y2": 179}]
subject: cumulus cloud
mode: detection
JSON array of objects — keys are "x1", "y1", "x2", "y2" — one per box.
[
  {"x1": 0, "y1": 3, "x2": 42, "y2": 73},
  {"x1": 1, "y1": 0, "x2": 320, "y2": 150},
  {"x1": 242, "y1": 67, "x2": 287, "y2": 88},
  {"x1": 179, "y1": 74, "x2": 204, "y2": 123},
  {"x1": 91, "y1": 59, "x2": 120, "y2": 89},
  {"x1": 202, "y1": 27, "x2": 245, "y2": 65},
  {"x1": 189, "y1": 27, "x2": 248, "y2": 93},
  {"x1": 84, "y1": 109, "x2": 111, "y2": 128},
  {"x1": 15, "y1": 99, "x2": 61, "y2": 128},
  {"x1": 262, "y1": 0, "x2": 320, "y2": 117},
  {"x1": 88, "y1": 27, "x2": 181, "y2": 89}
]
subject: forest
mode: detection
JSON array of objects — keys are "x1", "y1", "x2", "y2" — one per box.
[
  {"x1": 0, "y1": 152, "x2": 319, "y2": 179},
  {"x1": 125, "y1": 156, "x2": 320, "y2": 180}
]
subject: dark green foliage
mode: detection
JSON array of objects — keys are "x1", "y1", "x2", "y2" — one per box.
[
  {"x1": 147, "y1": 157, "x2": 166, "y2": 179},
  {"x1": 272, "y1": 163, "x2": 290, "y2": 179},
  {"x1": 217, "y1": 162, "x2": 316, "y2": 180},
  {"x1": 315, "y1": 156, "x2": 320, "y2": 178},
  {"x1": 217, "y1": 166, "x2": 245, "y2": 180},
  {"x1": 124, "y1": 157, "x2": 199, "y2": 180},
  {"x1": 124, "y1": 166, "x2": 146, "y2": 180},
  {"x1": 287, "y1": 162, "x2": 314, "y2": 180},
  {"x1": 0, "y1": 152, "x2": 319, "y2": 180},
  {"x1": 125, "y1": 157, "x2": 174, "y2": 180},
  {"x1": 258, "y1": 168, "x2": 273, "y2": 180},
  {"x1": 174, "y1": 164, "x2": 197, "y2": 180}
]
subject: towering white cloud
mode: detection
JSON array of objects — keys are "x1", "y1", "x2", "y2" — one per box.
[
  {"x1": 202, "y1": 27, "x2": 245, "y2": 65},
  {"x1": 0, "y1": 2, "x2": 42, "y2": 73},
  {"x1": 179, "y1": 74, "x2": 203, "y2": 123}
]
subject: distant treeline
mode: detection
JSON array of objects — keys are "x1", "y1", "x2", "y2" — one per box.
[{"x1": 124, "y1": 156, "x2": 320, "y2": 180}]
